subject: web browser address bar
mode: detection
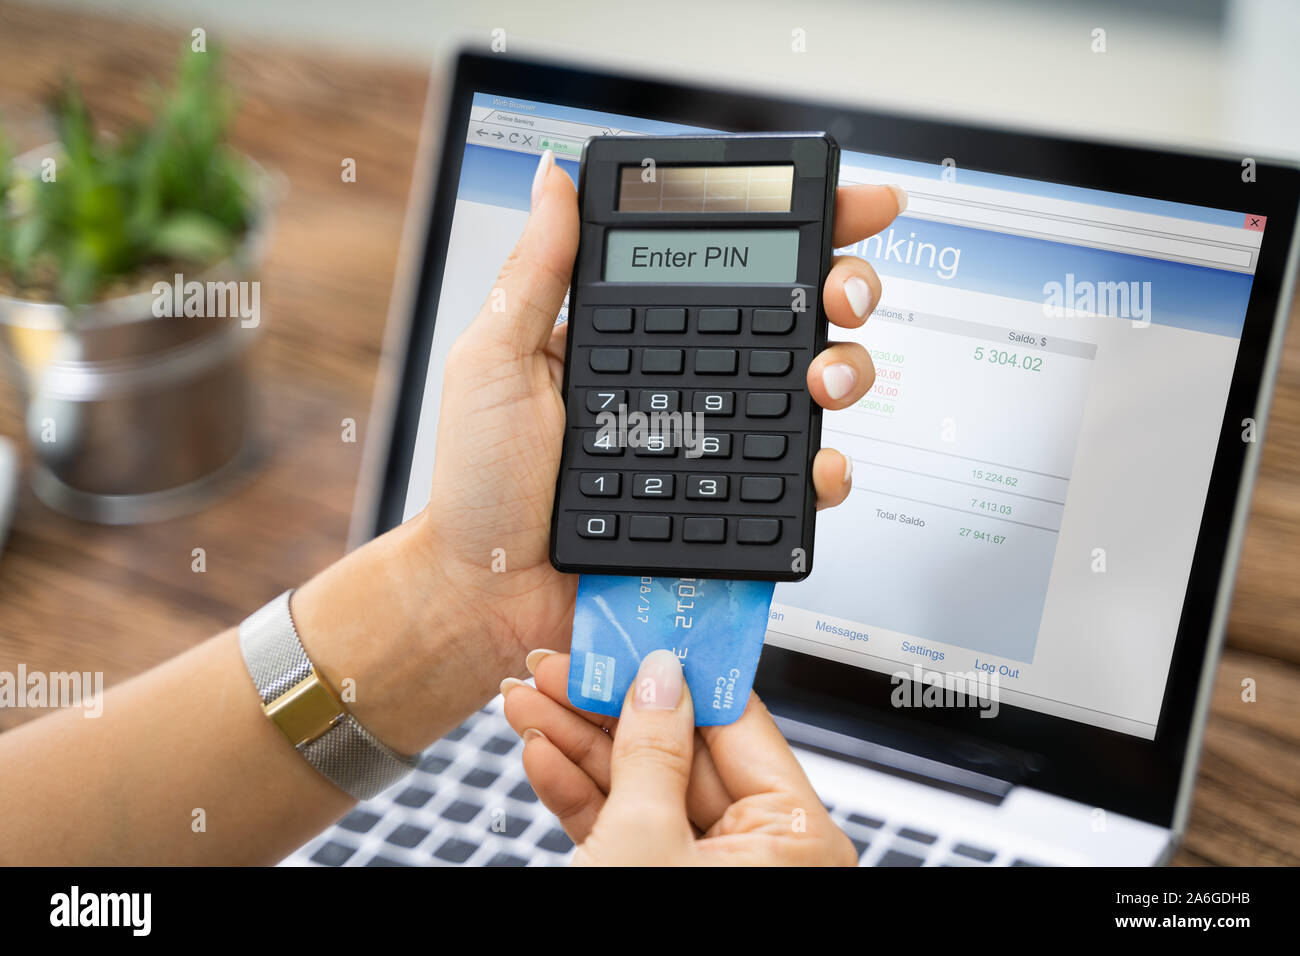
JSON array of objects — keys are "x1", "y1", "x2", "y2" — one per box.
[
  {"x1": 903, "y1": 193, "x2": 1252, "y2": 269},
  {"x1": 839, "y1": 168, "x2": 1253, "y2": 270}
]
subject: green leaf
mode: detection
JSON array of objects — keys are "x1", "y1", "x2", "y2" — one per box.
[
  {"x1": 150, "y1": 211, "x2": 231, "y2": 263},
  {"x1": 12, "y1": 216, "x2": 46, "y2": 270},
  {"x1": 57, "y1": 246, "x2": 98, "y2": 306}
]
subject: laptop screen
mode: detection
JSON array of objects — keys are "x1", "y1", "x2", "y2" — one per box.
[{"x1": 399, "y1": 91, "x2": 1265, "y2": 742}]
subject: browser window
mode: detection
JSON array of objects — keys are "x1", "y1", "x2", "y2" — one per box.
[{"x1": 403, "y1": 92, "x2": 1265, "y2": 739}]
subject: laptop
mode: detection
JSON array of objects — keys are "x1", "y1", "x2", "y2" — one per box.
[{"x1": 283, "y1": 51, "x2": 1300, "y2": 867}]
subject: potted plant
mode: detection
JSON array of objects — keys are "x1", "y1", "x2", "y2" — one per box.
[{"x1": 0, "y1": 45, "x2": 274, "y2": 523}]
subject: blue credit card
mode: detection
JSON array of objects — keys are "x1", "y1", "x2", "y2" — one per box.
[{"x1": 567, "y1": 574, "x2": 775, "y2": 726}]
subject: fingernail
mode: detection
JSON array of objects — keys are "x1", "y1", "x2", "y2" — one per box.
[
  {"x1": 634, "y1": 649, "x2": 683, "y2": 711},
  {"x1": 886, "y1": 184, "x2": 908, "y2": 214},
  {"x1": 822, "y1": 362, "x2": 857, "y2": 401},
  {"x1": 522, "y1": 727, "x2": 548, "y2": 744},
  {"x1": 843, "y1": 454, "x2": 854, "y2": 484},
  {"x1": 843, "y1": 276, "x2": 873, "y2": 318},
  {"x1": 525, "y1": 648, "x2": 559, "y2": 675},
  {"x1": 531, "y1": 149, "x2": 554, "y2": 211},
  {"x1": 500, "y1": 677, "x2": 529, "y2": 698}
]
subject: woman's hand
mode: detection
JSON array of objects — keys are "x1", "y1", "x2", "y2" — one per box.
[
  {"x1": 422, "y1": 150, "x2": 905, "y2": 671},
  {"x1": 292, "y1": 151, "x2": 903, "y2": 754},
  {"x1": 502, "y1": 648, "x2": 857, "y2": 866}
]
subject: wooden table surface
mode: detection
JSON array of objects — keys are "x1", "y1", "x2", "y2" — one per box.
[{"x1": 0, "y1": 2, "x2": 1296, "y2": 866}]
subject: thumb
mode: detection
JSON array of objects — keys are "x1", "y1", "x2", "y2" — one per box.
[
  {"x1": 473, "y1": 149, "x2": 578, "y2": 354},
  {"x1": 603, "y1": 649, "x2": 696, "y2": 833}
]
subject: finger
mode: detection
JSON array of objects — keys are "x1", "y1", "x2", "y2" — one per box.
[
  {"x1": 530, "y1": 651, "x2": 734, "y2": 829},
  {"x1": 813, "y1": 448, "x2": 853, "y2": 511},
  {"x1": 832, "y1": 183, "x2": 908, "y2": 248},
  {"x1": 807, "y1": 341, "x2": 875, "y2": 411},
  {"x1": 520, "y1": 729, "x2": 605, "y2": 844},
  {"x1": 683, "y1": 732, "x2": 734, "y2": 829},
  {"x1": 603, "y1": 650, "x2": 697, "y2": 843},
  {"x1": 696, "y1": 823, "x2": 859, "y2": 866},
  {"x1": 544, "y1": 320, "x2": 568, "y2": 391},
  {"x1": 529, "y1": 651, "x2": 618, "y2": 734},
  {"x1": 502, "y1": 680, "x2": 614, "y2": 791},
  {"x1": 823, "y1": 256, "x2": 881, "y2": 330},
  {"x1": 471, "y1": 149, "x2": 579, "y2": 355},
  {"x1": 698, "y1": 693, "x2": 824, "y2": 803}
]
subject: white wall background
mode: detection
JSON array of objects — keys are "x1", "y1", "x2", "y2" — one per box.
[{"x1": 31, "y1": 0, "x2": 1300, "y2": 158}]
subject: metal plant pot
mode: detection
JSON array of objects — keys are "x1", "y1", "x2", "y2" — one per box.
[{"x1": 0, "y1": 184, "x2": 274, "y2": 524}]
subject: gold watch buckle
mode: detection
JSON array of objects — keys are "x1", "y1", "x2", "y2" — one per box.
[{"x1": 263, "y1": 669, "x2": 345, "y2": 747}]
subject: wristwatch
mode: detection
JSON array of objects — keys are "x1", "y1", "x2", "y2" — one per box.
[{"x1": 238, "y1": 590, "x2": 417, "y2": 800}]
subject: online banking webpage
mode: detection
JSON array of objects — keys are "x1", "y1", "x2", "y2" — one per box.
[{"x1": 403, "y1": 92, "x2": 1266, "y2": 739}]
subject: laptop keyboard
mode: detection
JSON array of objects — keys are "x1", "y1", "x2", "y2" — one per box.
[
  {"x1": 282, "y1": 695, "x2": 575, "y2": 867},
  {"x1": 280, "y1": 693, "x2": 1040, "y2": 867}
]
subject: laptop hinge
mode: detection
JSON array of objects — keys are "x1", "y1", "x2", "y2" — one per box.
[{"x1": 774, "y1": 713, "x2": 1013, "y2": 805}]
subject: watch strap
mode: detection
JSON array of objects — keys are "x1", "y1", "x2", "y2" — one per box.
[{"x1": 239, "y1": 590, "x2": 417, "y2": 801}]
